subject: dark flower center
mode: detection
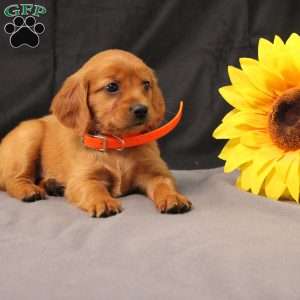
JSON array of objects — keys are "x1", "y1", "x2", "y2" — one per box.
[{"x1": 269, "y1": 87, "x2": 300, "y2": 150}]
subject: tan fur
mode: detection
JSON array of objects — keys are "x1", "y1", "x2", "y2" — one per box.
[{"x1": 0, "y1": 49, "x2": 192, "y2": 217}]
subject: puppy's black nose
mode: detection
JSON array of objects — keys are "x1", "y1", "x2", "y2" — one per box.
[{"x1": 131, "y1": 104, "x2": 148, "y2": 120}]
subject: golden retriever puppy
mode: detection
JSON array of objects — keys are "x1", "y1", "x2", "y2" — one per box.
[{"x1": 0, "y1": 50, "x2": 192, "y2": 217}]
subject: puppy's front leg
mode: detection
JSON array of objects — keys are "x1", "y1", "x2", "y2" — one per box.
[
  {"x1": 66, "y1": 176, "x2": 122, "y2": 218},
  {"x1": 137, "y1": 173, "x2": 192, "y2": 214}
]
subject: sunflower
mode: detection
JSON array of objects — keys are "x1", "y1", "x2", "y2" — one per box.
[{"x1": 213, "y1": 33, "x2": 300, "y2": 202}]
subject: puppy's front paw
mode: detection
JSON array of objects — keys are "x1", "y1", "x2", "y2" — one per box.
[
  {"x1": 79, "y1": 197, "x2": 123, "y2": 218},
  {"x1": 156, "y1": 193, "x2": 192, "y2": 214},
  {"x1": 20, "y1": 185, "x2": 46, "y2": 202}
]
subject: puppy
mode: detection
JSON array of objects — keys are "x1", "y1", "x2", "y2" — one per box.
[{"x1": 0, "y1": 50, "x2": 192, "y2": 217}]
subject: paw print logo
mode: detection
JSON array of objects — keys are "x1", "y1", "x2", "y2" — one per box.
[{"x1": 4, "y1": 16, "x2": 45, "y2": 48}]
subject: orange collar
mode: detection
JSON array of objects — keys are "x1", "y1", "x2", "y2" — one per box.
[{"x1": 83, "y1": 101, "x2": 183, "y2": 151}]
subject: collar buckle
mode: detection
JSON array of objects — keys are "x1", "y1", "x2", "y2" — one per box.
[
  {"x1": 112, "y1": 135, "x2": 125, "y2": 151},
  {"x1": 92, "y1": 134, "x2": 107, "y2": 152},
  {"x1": 89, "y1": 134, "x2": 125, "y2": 151}
]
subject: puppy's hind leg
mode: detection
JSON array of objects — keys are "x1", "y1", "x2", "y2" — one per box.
[{"x1": 0, "y1": 120, "x2": 46, "y2": 202}]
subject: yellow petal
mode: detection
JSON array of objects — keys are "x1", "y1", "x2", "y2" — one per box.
[
  {"x1": 251, "y1": 161, "x2": 275, "y2": 195},
  {"x1": 273, "y1": 35, "x2": 285, "y2": 47},
  {"x1": 213, "y1": 123, "x2": 247, "y2": 139},
  {"x1": 252, "y1": 145, "x2": 283, "y2": 174},
  {"x1": 228, "y1": 66, "x2": 249, "y2": 86},
  {"x1": 239, "y1": 57, "x2": 258, "y2": 68},
  {"x1": 219, "y1": 86, "x2": 251, "y2": 110},
  {"x1": 275, "y1": 46, "x2": 300, "y2": 85},
  {"x1": 279, "y1": 64, "x2": 300, "y2": 86},
  {"x1": 239, "y1": 162, "x2": 253, "y2": 191},
  {"x1": 257, "y1": 37, "x2": 293, "y2": 81},
  {"x1": 286, "y1": 33, "x2": 300, "y2": 50},
  {"x1": 264, "y1": 168, "x2": 286, "y2": 200},
  {"x1": 241, "y1": 64, "x2": 287, "y2": 96},
  {"x1": 222, "y1": 111, "x2": 267, "y2": 129},
  {"x1": 228, "y1": 66, "x2": 274, "y2": 104},
  {"x1": 286, "y1": 154, "x2": 300, "y2": 202},
  {"x1": 224, "y1": 144, "x2": 254, "y2": 173},
  {"x1": 285, "y1": 33, "x2": 300, "y2": 73},
  {"x1": 275, "y1": 151, "x2": 296, "y2": 182},
  {"x1": 283, "y1": 34, "x2": 300, "y2": 55},
  {"x1": 218, "y1": 139, "x2": 240, "y2": 160},
  {"x1": 240, "y1": 131, "x2": 269, "y2": 147},
  {"x1": 258, "y1": 38, "x2": 275, "y2": 68},
  {"x1": 222, "y1": 109, "x2": 239, "y2": 123}
]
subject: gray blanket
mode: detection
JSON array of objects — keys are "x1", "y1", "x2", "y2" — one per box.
[{"x1": 1, "y1": 168, "x2": 300, "y2": 300}]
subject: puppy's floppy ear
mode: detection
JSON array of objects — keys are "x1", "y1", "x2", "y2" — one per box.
[
  {"x1": 50, "y1": 73, "x2": 91, "y2": 136},
  {"x1": 151, "y1": 70, "x2": 166, "y2": 121}
]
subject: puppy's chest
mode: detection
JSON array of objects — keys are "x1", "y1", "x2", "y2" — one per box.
[{"x1": 104, "y1": 156, "x2": 137, "y2": 197}]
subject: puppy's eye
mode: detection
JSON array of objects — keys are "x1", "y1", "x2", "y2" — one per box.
[
  {"x1": 105, "y1": 82, "x2": 119, "y2": 93},
  {"x1": 143, "y1": 81, "x2": 151, "y2": 91}
]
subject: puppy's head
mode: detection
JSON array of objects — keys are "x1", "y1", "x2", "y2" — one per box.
[{"x1": 51, "y1": 50, "x2": 165, "y2": 136}]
